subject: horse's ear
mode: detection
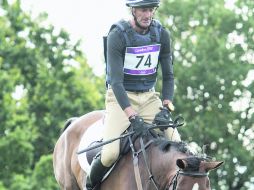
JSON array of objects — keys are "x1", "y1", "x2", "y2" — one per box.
[
  {"x1": 176, "y1": 159, "x2": 188, "y2": 169},
  {"x1": 202, "y1": 161, "x2": 224, "y2": 172}
]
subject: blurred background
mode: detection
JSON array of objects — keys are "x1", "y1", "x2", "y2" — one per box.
[{"x1": 0, "y1": 0, "x2": 253, "y2": 189}]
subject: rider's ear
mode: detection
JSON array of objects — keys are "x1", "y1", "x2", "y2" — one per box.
[
  {"x1": 202, "y1": 161, "x2": 224, "y2": 172},
  {"x1": 176, "y1": 159, "x2": 188, "y2": 169}
]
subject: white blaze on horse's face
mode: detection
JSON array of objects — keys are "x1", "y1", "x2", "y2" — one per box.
[
  {"x1": 192, "y1": 183, "x2": 199, "y2": 190},
  {"x1": 174, "y1": 176, "x2": 210, "y2": 190}
]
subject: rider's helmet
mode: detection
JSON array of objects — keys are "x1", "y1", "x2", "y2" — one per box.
[{"x1": 126, "y1": 0, "x2": 160, "y2": 8}]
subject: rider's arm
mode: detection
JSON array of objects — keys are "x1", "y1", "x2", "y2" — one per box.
[
  {"x1": 107, "y1": 28, "x2": 135, "y2": 115},
  {"x1": 159, "y1": 28, "x2": 174, "y2": 103}
]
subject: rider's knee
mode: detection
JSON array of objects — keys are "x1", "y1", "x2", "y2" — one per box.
[{"x1": 101, "y1": 149, "x2": 119, "y2": 167}]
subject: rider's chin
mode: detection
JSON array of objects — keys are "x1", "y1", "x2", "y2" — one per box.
[
  {"x1": 142, "y1": 21, "x2": 151, "y2": 26},
  {"x1": 139, "y1": 22, "x2": 150, "y2": 30}
]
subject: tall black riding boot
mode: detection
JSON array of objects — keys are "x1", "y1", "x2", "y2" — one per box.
[{"x1": 86, "y1": 156, "x2": 110, "y2": 190}]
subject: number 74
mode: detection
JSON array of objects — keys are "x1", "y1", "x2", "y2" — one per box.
[{"x1": 135, "y1": 54, "x2": 152, "y2": 68}]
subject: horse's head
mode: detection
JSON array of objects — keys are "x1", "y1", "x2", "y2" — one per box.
[
  {"x1": 138, "y1": 139, "x2": 223, "y2": 190},
  {"x1": 105, "y1": 124, "x2": 224, "y2": 190},
  {"x1": 168, "y1": 156, "x2": 224, "y2": 190}
]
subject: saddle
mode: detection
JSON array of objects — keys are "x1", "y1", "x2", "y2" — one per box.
[{"x1": 86, "y1": 140, "x2": 103, "y2": 165}]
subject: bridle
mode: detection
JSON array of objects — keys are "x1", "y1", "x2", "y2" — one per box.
[
  {"x1": 129, "y1": 135, "x2": 209, "y2": 190},
  {"x1": 167, "y1": 170, "x2": 209, "y2": 190},
  {"x1": 129, "y1": 117, "x2": 186, "y2": 190}
]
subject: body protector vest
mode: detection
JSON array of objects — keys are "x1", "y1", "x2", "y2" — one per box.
[{"x1": 104, "y1": 19, "x2": 162, "y2": 91}]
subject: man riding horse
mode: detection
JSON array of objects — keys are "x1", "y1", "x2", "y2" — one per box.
[{"x1": 86, "y1": 0, "x2": 181, "y2": 189}]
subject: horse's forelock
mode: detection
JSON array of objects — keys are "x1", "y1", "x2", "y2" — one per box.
[{"x1": 154, "y1": 139, "x2": 190, "y2": 154}]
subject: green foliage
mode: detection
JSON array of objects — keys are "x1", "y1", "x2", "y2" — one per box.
[
  {"x1": 0, "y1": 181, "x2": 7, "y2": 190},
  {"x1": 0, "y1": 127, "x2": 34, "y2": 183},
  {"x1": 31, "y1": 155, "x2": 59, "y2": 190},
  {"x1": 0, "y1": 0, "x2": 104, "y2": 188},
  {"x1": 9, "y1": 174, "x2": 31, "y2": 190},
  {"x1": 157, "y1": 0, "x2": 254, "y2": 189}
]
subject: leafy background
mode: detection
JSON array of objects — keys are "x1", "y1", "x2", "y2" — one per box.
[{"x1": 0, "y1": 0, "x2": 253, "y2": 189}]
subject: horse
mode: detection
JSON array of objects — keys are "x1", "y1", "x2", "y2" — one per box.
[{"x1": 53, "y1": 110, "x2": 223, "y2": 190}]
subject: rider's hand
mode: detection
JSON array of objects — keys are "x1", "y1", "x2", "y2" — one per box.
[
  {"x1": 165, "y1": 102, "x2": 175, "y2": 112},
  {"x1": 129, "y1": 115, "x2": 145, "y2": 135},
  {"x1": 153, "y1": 105, "x2": 173, "y2": 127}
]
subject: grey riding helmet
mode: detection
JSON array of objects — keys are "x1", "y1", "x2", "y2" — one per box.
[{"x1": 126, "y1": 0, "x2": 160, "y2": 7}]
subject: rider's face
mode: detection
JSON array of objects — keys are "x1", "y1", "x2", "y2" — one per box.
[{"x1": 133, "y1": 7, "x2": 156, "y2": 28}]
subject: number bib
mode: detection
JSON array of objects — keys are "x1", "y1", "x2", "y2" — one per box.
[{"x1": 123, "y1": 44, "x2": 161, "y2": 75}]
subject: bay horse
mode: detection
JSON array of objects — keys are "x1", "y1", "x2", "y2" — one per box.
[{"x1": 53, "y1": 110, "x2": 223, "y2": 190}]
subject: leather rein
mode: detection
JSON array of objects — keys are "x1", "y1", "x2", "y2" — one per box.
[{"x1": 128, "y1": 135, "x2": 159, "y2": 190}]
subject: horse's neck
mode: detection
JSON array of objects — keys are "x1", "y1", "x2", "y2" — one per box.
[{"x1": 101, "y1": 153, "x2": 137, "y2": 190}]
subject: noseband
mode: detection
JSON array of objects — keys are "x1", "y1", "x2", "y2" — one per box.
[{"x1": 168, "y1": 170, "x2": 208, "y2": 190}]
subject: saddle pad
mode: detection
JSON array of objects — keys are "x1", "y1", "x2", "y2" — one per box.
[{"x1": 77, "y1": 118, "x2": 104, "y2": 174}]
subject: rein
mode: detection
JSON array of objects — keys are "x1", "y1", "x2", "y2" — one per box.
[{"x1": 168, "y1": 170, "x2": 208, "y2": 190}]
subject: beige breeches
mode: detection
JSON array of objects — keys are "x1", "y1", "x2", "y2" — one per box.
[{"x1": 101, "y1": 89, "x2": 181, "y2": 167}]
